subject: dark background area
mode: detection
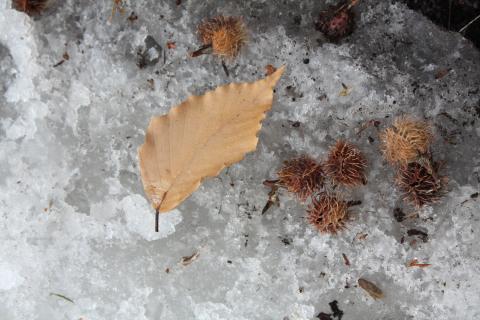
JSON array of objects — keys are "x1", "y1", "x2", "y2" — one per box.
[{"x1": 400, "y1": 0, "x2": 480, "y2": 49}]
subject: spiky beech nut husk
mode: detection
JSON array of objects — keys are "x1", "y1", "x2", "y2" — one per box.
[
  {"x1": 381, "y1": 117, "x2": 433, "y2": 165},
  {"x1": 197, "y1": 16, "x2": 247, "y2": 59},
  {"x1": 13, "y1": 0, "x2": 50, "y2": 15},
  {"x1": 277, "y1": 156, "x2": 324, "y2": 202},
  {"x1": 325, "y1": 140, "x2": 367, "y2": 186},
  {"x1": 396, "y1": 159, "x2": 446, "y2": 207},
  {"x1": 307, "y1": 193, "x2": 348, "y2": 234},
  {"x1": 315, "y1": 1, "x2": 357, "y2": 41}
]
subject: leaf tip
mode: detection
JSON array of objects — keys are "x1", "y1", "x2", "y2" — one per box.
[{"x1": 266, "y1": 65, "x2": 286, "y2": 86}]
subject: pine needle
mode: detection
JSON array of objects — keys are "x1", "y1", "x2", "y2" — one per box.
[{"x1": 49, "y1": 293, "x2": 74, "y2": 303}]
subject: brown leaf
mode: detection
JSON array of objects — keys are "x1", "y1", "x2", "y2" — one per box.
[
  {"x1": 139, "y1": 67, "x2": 285, "y2": 212},
  {"x1": 167, "y1": 41, "x2": 176, "y2": 49}
]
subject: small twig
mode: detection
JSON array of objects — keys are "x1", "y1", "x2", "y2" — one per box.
[
  {"x1": 459, "y1": 13, "x2": 480, "y2": 33},
  {"x1": 262, "y1": 185, "x2": 279, "y2": 215},
  {"x1": 50, "y1": 293, "x2": 74, "y2": 303},
  {"x1": 181, "y1": 251, "x2": 200, "y2": 266},
  {"x1": 190, "y1": 44, "x2": 212, "y2": 57},
  {"x1": 263, "y1": 179, "x2": 279, "y2": 187},
  {"x1": 154, "y1": 193, "x2": 167, "y2": 232},
  {"x1": 407, "y1": 259, "x2": 431, "y2": 268},
  {"x1": 53, "y1": 60, "x2": 65, "y2": 68},
  {"x1": 347, "y1": 200, "x2": 362, "y2": 207},
  {"x1": 335, "y1": 0, "x2": 359, "y2": 15},
  {"x1": 221, "y1": 60, "x2": 230, "y2": 77}
]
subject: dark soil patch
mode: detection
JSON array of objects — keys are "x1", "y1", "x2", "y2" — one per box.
[{"x1": 400, "y1": 0, "x2": 480, "y2": 49}]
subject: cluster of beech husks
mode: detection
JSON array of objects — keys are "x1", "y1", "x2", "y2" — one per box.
[
  {"x1": 381, "y1": 117, "x2": 447, "y2": 208},
  {"x1": 268, "y1": 140, "x2": 367, "y2": 234}
]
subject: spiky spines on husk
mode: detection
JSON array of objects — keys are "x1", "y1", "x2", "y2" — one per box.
[
  {"x1": 325, "y1": 140, "x2": 367, "y2": 187},
  {"x1": 307, "y1": 193, "x2": 348, "y2": 234},
  {"x1": 13, "y1": 0, "x2": 49, "y2": 15},
  {"x1": 198, "y1": 16, "x2": 247, "y2": 59},
  {"x1": 277, "y1": 156, "x2": 324, "y2": 202},
  {"x1": 396, "y1": 158, "x2": 446, "y2": 208},
  {"x1": 381, "y1": 117, "x2": 433, "y2": 165}
]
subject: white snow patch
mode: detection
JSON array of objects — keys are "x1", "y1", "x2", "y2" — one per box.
[{"x1": 0, "y1": 264, "x2": 24, "y2": 291}]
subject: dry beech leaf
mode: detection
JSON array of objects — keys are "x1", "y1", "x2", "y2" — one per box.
[
  {"x1": 139, "y1": 66, "x2": 285, "y2": 212},
  {"x1": 358, "y1": 278, "x2": 384, "y2": 300}
]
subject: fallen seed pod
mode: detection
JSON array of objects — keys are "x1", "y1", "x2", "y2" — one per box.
[{"x1": 358, "y1": 278, "x2": 384, "y2": 299}]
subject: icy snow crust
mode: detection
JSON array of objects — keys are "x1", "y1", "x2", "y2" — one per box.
[{"x1": 1, "y1": 0, "x2": 480, "y2": 319}]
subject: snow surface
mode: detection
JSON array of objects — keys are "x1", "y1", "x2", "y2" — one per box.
[{"x1": 0, "y1": 0, "x2": 480, "y2": 319}]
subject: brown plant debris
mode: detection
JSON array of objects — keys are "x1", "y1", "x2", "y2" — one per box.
[
  {"x1": 407, "y1": 228, "x2": 428, "y2": 243},
  {"x1": 435, "y1": 68, "x2": 450, "y2": 80},
  {"x1": 13, "y1": 0, "x2": 50, "y2": 15},
  {"x1": 317, "y1": 312, "x2": 333, "y2": 320},
  {"x1": 407, "y1": 259, "x2": 431, "y2": 268},
  {"x1": 339, "y1": 82, "x2": 351, "y2": 96},
  {"x1": 342, "y1": 253, "x2": 350, "y2": 266},
  {"x1": 261, "y1": 182, "x2": 279, "y2": 215},
  {"x1": 396, "y1": 159, "x2": 446, "y2": 207},
  {"x1": 53, "y1": 52, "x2": 69, "y2": 68},
  {"x1": 110, "y1": 0, "x2": 126, "y2": 20},
  {"x1": 127, "y1": 11, "x2": 138, "y2": 22},
  {"x1": 325, "y1": 140, "x2": 367, "y2": 187},
  {"x1": 355, "y1": 232, "x2": 368, "y2": 241},
  {"x1": 315, "y1": 0, "x2": 359, "y2": 41},
  {"x1": 381, "y1": 117, "x2": 433, "y2": 165},
  {"x1": 197, "y1": 16, "x2": 247, "y2": 58},
  {"x1": 307, "y1": 193, "x2": 348, "y2": 234},
  {"x1": 358, "y1": 278, "x2": 384, "y2": 299},
  {"x1": 181, "y1": 252, "x2": 200, "y2": 266},
  {"x1": 277, "y1": 156, "x2": 324, "y2": 202}
]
